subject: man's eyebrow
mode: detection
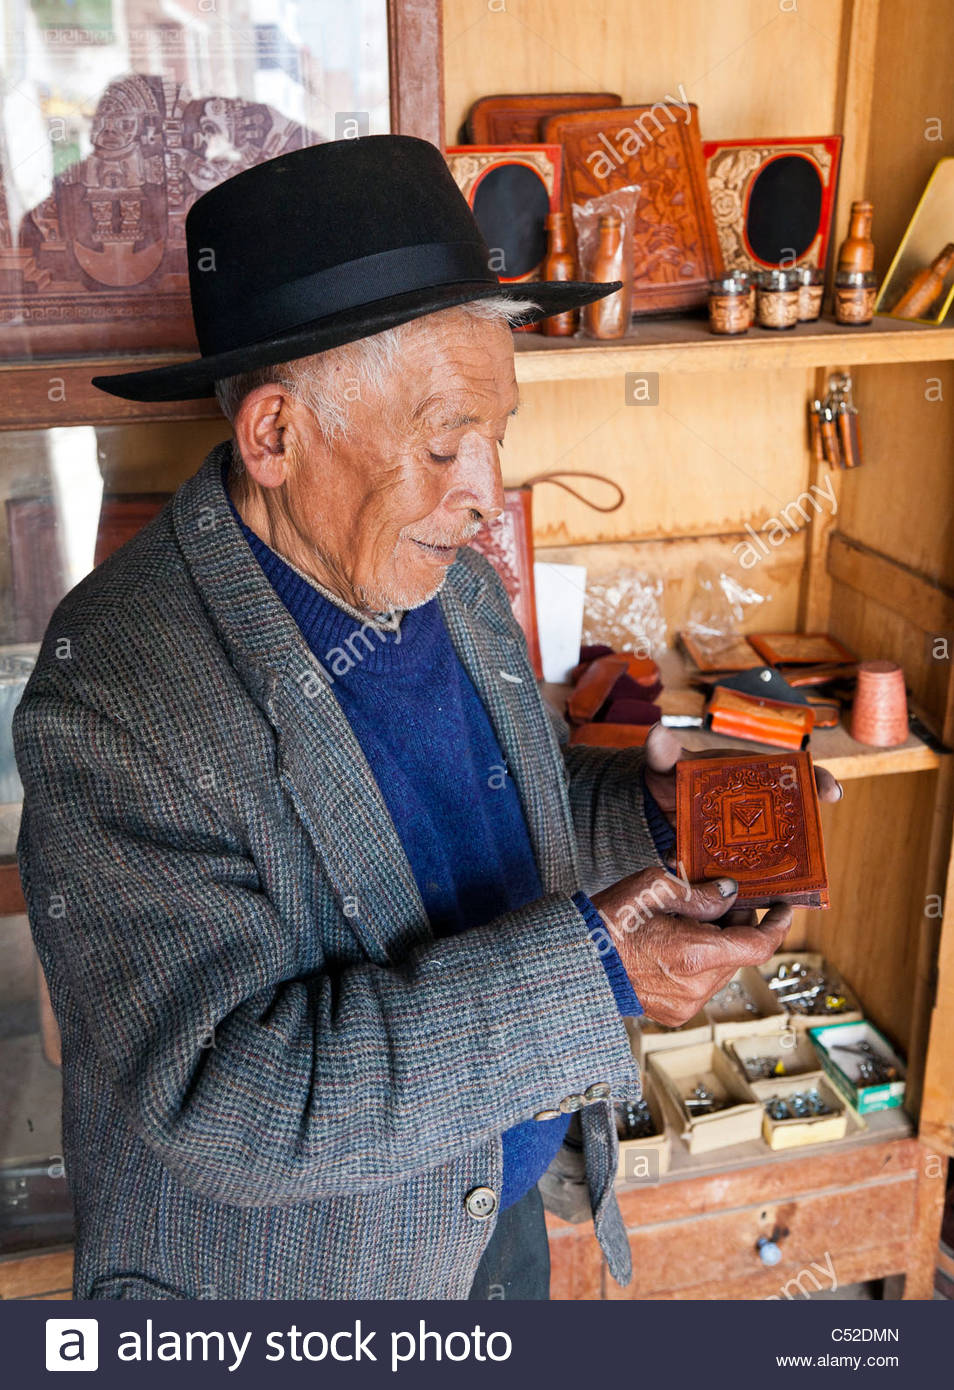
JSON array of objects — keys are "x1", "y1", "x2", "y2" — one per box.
[{"x1": 414, "y1": 395, "x2": 521, "y2": 429}]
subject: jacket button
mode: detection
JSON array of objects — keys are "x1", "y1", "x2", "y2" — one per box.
[
  {"x1": 533, "y1": 1108, "x2": 562, "y2": 1121},
  {"x1": 585, "y1": 1082, "x2": 612, "y2": 1102},
  {"x1": 560, "y1": 1093, "x2": 586, "y2": 1113},
  {"x1": 465, "y1": 1186, "x2": 497, "y2": 1220}
]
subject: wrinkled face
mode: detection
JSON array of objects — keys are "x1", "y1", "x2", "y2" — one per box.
[{"x1": 283, "y1": 311, "x2": 518, "y2": 611}]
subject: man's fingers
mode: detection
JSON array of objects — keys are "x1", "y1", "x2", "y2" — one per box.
[
  {"x1": 715, "y1": 902, "x2": 794, "y2": 962},
  {"x1": 673, "y1": 875, "x2": 740, "y2": 920},
  {"x1": 716, "y1": 906, "x2": 760, "y2": 927},
  {"x1": 814, "y1": 764, "x2": 844, "y2": 803},
  {"x1": 644, "y1": 722, "x2": 684, "y2": 775}
]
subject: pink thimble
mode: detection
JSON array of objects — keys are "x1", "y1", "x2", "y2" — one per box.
[{"x1": 850, "y1": 660, "x2": 908, "y2": 747}]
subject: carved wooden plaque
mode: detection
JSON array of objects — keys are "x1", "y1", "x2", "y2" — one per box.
[
  {"x1": 465, "y1": 92, "x2": 622, "y2": 145},
  {"x1": 542, "y1": 104, "x2": 723, "y2": 314},
  {"x1": 675, "y1": 751, "x2": 829, "y2": 908},
  {"x1": 1, "y1": 76, "x2": 311, "y2": 358}
]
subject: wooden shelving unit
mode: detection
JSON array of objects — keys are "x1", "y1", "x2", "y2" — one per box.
[
  {"x1": 515, "y1": 315, "x2": 954, "y2": 381},
  {"x1": 445, "y1": 0, "x2": 954, "y2": 1300}
]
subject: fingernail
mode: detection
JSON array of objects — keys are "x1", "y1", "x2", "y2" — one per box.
[
  {"x1": 836, "y1": 783, "x2": 845, "y2": 800},
  {"x1": 717, "y1": 877, "x2": 738, "y2": 897}
]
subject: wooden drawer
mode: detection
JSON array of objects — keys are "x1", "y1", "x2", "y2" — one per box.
[
  {"x1": 0, "y1": 1247, "x2": 74, "y2": 1300},
  {"x1": 607, "y1": 1172, "x2": 918, "y2": 1300}
]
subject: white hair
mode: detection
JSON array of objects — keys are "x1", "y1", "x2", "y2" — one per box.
[{"x1": 214, "y1": 296, "x2": 538, "y2": 460}]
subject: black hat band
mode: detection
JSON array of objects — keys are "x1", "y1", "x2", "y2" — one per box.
[{"x1": 199, "y1": 240, "x2": 499, "y2": 355}]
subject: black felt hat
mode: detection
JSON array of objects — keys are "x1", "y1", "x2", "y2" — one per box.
[{"x1": 92, "y1": 135, "x2": 621, "y2": 402}]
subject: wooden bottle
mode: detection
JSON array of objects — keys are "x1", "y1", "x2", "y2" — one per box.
[
  {"x1": 891, "y1": 242, "x2": 954, "y2": 320},
  {"x1": 541, "y1": 212, "x2": 578, "y2": 337},
  {"x1": 836, "y1": 200, "x2": 875, "y2": 272},
  {"x1": 583, "y1": 214, "x2": 628, "y2": 339}
]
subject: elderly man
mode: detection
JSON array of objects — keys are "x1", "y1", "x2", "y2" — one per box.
[{"x1": 13, "y1": 137, "x2": 839, "y2": 1301}]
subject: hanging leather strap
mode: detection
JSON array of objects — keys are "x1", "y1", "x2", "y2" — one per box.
[{"x1": 519, "y1": 469, "x2": 625, "y2": 514}]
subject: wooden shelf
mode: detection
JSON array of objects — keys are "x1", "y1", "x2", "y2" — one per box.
[
  {"x1": 542, "y1": 648, "x2": 943, "y2": 782},
  {"x1": 4, "y1": 314, "x2": 954, "y2": 430},
  {"x1": 672, "y1": 716, "x2": 941, "y2": 783},
  {"x1": 515, "y1": 314, "x2": 954, "y2": 382}
]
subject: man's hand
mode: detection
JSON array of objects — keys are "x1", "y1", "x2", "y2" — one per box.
[
  {"x1": 590, "y1": 865, "x2": 793, "y2": 1026},
  {"x1": 643, "y1": 722, "x2": 844, "y2": 843}
]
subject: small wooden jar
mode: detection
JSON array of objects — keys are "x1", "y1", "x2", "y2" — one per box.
[
  {"x1": 835, "y1": 270, "x2": 877, "y2": 325},
  {"x1": 707, "y1": 274, "x2": 750, "y2": 335},
  {"x1": 756, "y1": 269, "x2": 800, "y2": 330},
  {"x1": 797, "y1": 265, "x2": 825, "y2": 321}
]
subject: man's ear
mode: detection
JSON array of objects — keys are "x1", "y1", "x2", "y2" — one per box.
[{"x1": 233, "y1": 384, "x2": 297, "y2": 488}]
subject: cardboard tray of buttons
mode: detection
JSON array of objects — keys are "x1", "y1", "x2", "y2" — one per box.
[
  {"x1": 809, "y1": 1019, "x2": 907, "y2": 1115},
  {"x1": 648, "y1": 1042, "x2": 763, "y2": 1155},
  {"x1": 758, "y1": 951, "x2": 864, "y2": 1030},
  {"x1": 624, "y1": 1009, "x2": 711, "y2": 1065},
  {"x1": 721, "y1": 1027, "x2": 823, "y2": 1087},
  {"x1": 614, "y1": 1072, "x2": 672, "y2": 1182},
  {"x1": 747, "y1": 1071, "x2": 864, "y2": 1150},
  {"x1": 704, "y1": 966, "x2": 786, "y2": 1041}
]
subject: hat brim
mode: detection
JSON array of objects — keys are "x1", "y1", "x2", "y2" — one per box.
[{"x1": 91, "y1": 280, "x2": 624, "y2": 403}]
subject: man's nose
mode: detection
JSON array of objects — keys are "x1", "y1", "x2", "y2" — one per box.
[{"x1": 448, "y1": 440, "x2": 505, "y2": 524}]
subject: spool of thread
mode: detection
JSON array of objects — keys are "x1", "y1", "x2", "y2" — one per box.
[{"x1": 850, "y1": 661, "x2": 909, "y2": 747}]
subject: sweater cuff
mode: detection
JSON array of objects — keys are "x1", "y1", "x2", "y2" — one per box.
[
  {"x1": 572, "y1": 890, "x2": 643, "y2": 1017},
  {"x1": 642, "y1": 768, "x2": 676, "y2": 862}
]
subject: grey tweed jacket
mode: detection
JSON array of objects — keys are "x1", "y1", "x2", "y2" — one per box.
[{"x1": 13, "y1": 443, "x2": 662, "y2": 1300}]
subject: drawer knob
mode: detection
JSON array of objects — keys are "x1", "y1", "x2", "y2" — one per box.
[{"x1": 756, "y1": 1237, "x2": 782, "y2": 1267}]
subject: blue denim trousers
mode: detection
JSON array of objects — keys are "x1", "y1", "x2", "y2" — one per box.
[{"x1": 467, "y1": 1184, "x2": 551, "y2": 1300}]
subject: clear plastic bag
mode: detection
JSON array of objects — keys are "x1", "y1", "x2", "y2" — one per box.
[
  {"x1": 682, "y1": 560, "x2": 772, "y2": 660},
  {"x1": 572, "y1": 184, "x2": 640, "y2": 339},
  {"x1": 582, "y1": 568, "x2": 667, "y2": 659}
]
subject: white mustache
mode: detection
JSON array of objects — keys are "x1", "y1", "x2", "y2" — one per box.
[{"x1": 407, "y1": 525, "x2": 482, "y2": 547}]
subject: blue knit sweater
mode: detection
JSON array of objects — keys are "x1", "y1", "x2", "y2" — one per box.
[{"x1": 226, "y1": 472, "x2": 654, "y2": 1208}]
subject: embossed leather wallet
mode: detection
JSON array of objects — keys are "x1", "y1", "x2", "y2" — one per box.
[{"x1": 675, "y1": 751, "x2": 829, "y2": 908}]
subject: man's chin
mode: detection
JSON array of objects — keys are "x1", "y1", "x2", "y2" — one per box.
[{"x1": 359, "y1": 566, "x2": 452, "y2": 614}]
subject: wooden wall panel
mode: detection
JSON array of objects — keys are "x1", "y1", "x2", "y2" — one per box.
[
  {"x1": 536, "y1": 533, "x2": 805, "y2": 645},
  {"x1": 827, "y1": 577, "x2": 952, "y2": 737},
  {"x1": 443, "y1": 0, "x2": 845, "y2": 146},
  {"x1": 833, "y1": 363, "x2": 954, "y2": 590},
  {"x1": 798, "y1": 771, "x2": 935, "y2": 1054},
  {"x1": 506, "y1": 370, "x2": 820, "y2": 548},
  {"x1": 861, "y1": 0, "x2": 954, "y2": 283}
]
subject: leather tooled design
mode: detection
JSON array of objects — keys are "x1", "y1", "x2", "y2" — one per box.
[
  {"x1": 698, "y1": 762, "x2": 800, "y2": 880},
  {"x1": 542, "y1": 104, "x2": 723, "y2": 314},
  {"x1": 675, "y1": 751, "x2": 829, "y2": 908}
]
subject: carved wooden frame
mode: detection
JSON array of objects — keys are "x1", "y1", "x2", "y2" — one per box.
[{"x1": 0, "y1": 0, "x2": 444, "y2": 431}]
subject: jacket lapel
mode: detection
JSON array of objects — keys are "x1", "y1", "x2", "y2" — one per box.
[
  {"x1": 437, "y1": 549, "x2": 581, "y2": 899},
  {"x1": 173, "y1": 445, "x2": 580, "y2": 966},
  {"x1": 173, "y1": 445, "x2": 426, "y2": 964}
]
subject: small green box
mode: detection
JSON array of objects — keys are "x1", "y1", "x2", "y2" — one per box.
[{"x1": 808, "y1": 1019, "x2": 906, "y2": 1115}]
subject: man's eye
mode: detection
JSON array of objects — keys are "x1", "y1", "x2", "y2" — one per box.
[{"x1": 429, "y1": 452, "x2": 457, "y2": 463}]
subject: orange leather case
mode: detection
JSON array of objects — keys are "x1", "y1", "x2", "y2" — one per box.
[
  {"x1": 746, "y1": 632, "x2": 856, "y2": 666},
  {"x1": 675, "y1": 750, "x2": 830, "y2": 908},
  {"x1": 678, "y1": 630, "x2": 767, "y2": 674},
  {"x1": 566, "y1": 652, "x2": 660, "y2": 723},
  {"x1": 708, "y1": 685, "x2": 815, "y2": 749},
  {"x1": 566, "y1": 654, "x2": 631, "y2": 723}
]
